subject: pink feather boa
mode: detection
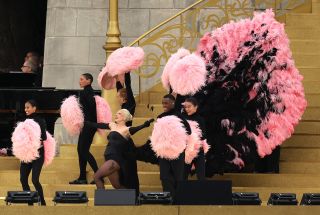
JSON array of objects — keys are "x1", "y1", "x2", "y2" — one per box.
[
  {"x1": 12, "y1": 119, "x2": 41, "y2": 163},
  {"x1": 162, "y1": 48, "x2": 190, "y2": 91},
  {"x1": 94, "y1": 96, "x2": 112, "y2": 135},
  {"x1": 185, "y1": 120, "x2": 210, "y2": 164},
  {"x1": 43, "y1": 131, "x2": 56, "y2": 167},
  {"x1": 150, "y1": 116, "x2": 188, "y2": 160},
  {"x1": 169, "y1": 53, "x2": 207, "y2": 95},
  {"x1": 60, "y1": 95, "x2": 84, "y2": 136}
]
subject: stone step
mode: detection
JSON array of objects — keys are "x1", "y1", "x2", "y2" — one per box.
[
  {"x1": 280, "y1": 148, "x2": 320, "y2": 162},
  {"x1": 286, "y1": 28, "x2": 320, "y2": 40},
  {"x1": 293, "y1": 53, "x2": 320, "y2": 67},
  {"x1": 3, "y1": 150, "x2": 320, "y2": 173},
  {"x1": 280, "y1": 162, "x2": 320, "y2": 173},
  {"x1": 298, "y1": 67, "x2": 320, "y2": 82},
  {"x1": 2, "y1": 171, "x2": 320, "y2": 188},
  {"x1": 301, "y1": 106, "x2": 320, "y2": 120},
  {"x1": 303, "y1": 81, "x2": 320, "y2": 93},
  {"x1": 295, "y1": 121, "x2": 320, "y2": 134},
  {"x1": 290, "y1": 40, "x2": 320, "y2": 54},
  {"x1": 283, "y1": 134, "x2": 320, "y2": 148},
  {"x1": 0, "y1": 170, "x2": 162, "y2": 186},
  {"x1": 286, "y1": 14, "x2": 320, "y2": 28},
  {"x1": 213, "y1": 173, "x2": 320, "y2": 188},
  {"x1": 135, "y1": 104, "x2": 154, "y2": 117},
  {"x1": 0, "y1": 157, "x2": 159, "y2": 172},
  {"x1": 306, "y1": 93, "x2": 320, "y2": 106},
  {"x1": 313, "y1": 2, "x2": 320, "y2": 13}
]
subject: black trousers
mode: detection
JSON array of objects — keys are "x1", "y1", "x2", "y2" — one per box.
[
  {"x1": 255, "y1": 146, "x2": 281, "y2": 173},
  {"x1": 20, "y1": 147, "x2": 45, "y2": 205},
  {"x1": 77, "y1": 125, "x2": 98, "y2": 179},
  {"x1": 185, "y1": 149, "x2": 205, "y2": 180},
  {"x1": 159, "y1": 152, "x2": 185, "y2": 198}
]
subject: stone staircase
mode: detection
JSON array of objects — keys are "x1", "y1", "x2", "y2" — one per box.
[{"x1": 1, "y1": 0, "x2": 320, "y2": 206}]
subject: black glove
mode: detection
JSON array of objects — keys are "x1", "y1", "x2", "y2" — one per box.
[{"x1": 143, "y1": 118, "x2": 155, "y2": 127}]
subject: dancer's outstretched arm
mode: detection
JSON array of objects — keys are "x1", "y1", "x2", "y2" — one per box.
[
  {"x1": 129, "y1": 119, "x2": 154, "y2": 135},
  {"x1": 85, "y1": 121, "x2": 110, "y2": 129}
]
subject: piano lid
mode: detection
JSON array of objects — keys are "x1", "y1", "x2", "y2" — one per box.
[{"x1": 0, "y1": 72, "x2": 37, "y2": 88}]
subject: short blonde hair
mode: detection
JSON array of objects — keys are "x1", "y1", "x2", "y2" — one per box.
[{"x1": 118, "y1": 109, "x2": 132, "y2": 122}]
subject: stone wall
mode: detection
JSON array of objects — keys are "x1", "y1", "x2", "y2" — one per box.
[{"x1": 43, "y1": 0, "x2": 196, "y2": 91}]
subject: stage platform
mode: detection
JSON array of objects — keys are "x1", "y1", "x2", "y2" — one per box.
[{"x1": 1, "y1": 205, "x2": 320, "y2": 215}]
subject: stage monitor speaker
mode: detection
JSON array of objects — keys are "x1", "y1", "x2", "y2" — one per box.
[
  {"x1": 267, "y1": 193, "x2": 298, "y2": 205},
  {"x1": 300, "y1": 193, "x2": 320, "y2": 205},
  {"x1": 175, "y1": 180, "x2": 232, "y2": 205},
  {"x1": 232, "y1": 192, "x2": 261, "y2": 205},
  {"x1": 53, "y1": 191, "x2": 88, "y2": 205},
  {"x1": 138, "y1": 192, "x2": 173, "y2": 205},
  {"x1": 94, "y1": 189, "x2": 136, "y2": 206},
  {"x1": 5, "y1": 191, "x2": 39, "y2": 205}
]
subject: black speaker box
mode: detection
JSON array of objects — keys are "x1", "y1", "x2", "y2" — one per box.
[
  {"x1": 175, "y1": 180, "x2": 233, "y2": 205},
  {"x1": 300, "y1": 193, "x2": 320, "y2": 205},
  {"x1": 5, "y1": 191, "x2": 39, "y2": 205},
  {"x1": 53, "y1": 191, "x2": 88, "y2": 204},
  {"x1": 232, "y1": 192, "x2": 261, "y2": 205},
  {"x1": 138, "y1": 192, "x2": 173, "y2": 205},
  {"x1": 267, "y1": 193, "x2": 298, "y2": 205},
  {"x1": 94, "y1": 189, "x2": 136, "y2": 206}
]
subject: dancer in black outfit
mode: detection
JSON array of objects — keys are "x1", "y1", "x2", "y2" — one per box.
[
  {"x1": 183, "y1": 97, "x2": 206, "y2": 180},
  {"x1": 86, "y1": 109, "x2": 153, "y2": 192},
  {"x1": 20, "y1": 100, "x2": 47, "y2": 205},
  {"x1": 157, "y1": 94, "x2": 191, "y2": 199},
  {"x1": 70, "y1": 73, "x2": 98, "y2": 184},
  {"x1": 116, "y1": 73, "x2": 136, "y2": 125}
]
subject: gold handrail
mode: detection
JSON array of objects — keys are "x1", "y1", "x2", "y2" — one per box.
[{"x1": 129, "y1": 0, "x2": 206, "y2": 47}]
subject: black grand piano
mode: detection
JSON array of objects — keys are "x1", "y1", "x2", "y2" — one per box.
[{"x1": 0, "y1": 72, "x2": 100, "y2": 149}]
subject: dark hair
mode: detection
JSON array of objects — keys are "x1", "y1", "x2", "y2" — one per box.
[
  {"x1": 25, "y1": 99, "x2": 38, "y2": 108},
  {"x1": 163, "y1": 94, "x2": 175, "y2": 101},
  {"x1": 82, "y1": 73, "x2": 93, "y2": 84},
  {"x1": 27, "y1": 51, "x2": 40, "y2": 57},
  {"x1": 184, "y1": 97, "x2": 199, "y2": 107},
  {"x1": 118, "y1": 88, "x2": 127, "y2": 101}
]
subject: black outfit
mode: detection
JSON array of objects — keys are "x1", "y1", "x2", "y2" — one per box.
[
  {"x1": 20, "y1": 113, "x2": 47, "y2": 205},
  {"x1": 183, "y1": 112, "x2": 206, "y2": 180},
  {"x1": 116, "y1": 73, "x2": 136, "y2": 126},
  {"x1": 76, "y1": 85, "x2": 98, "y2": 181},
  {"x1": 255, "y1": 146, "x2": 280, "y2": 173},
  {"x1": 157, "y1": 109, "x2": 191, "y2": 199},
  {"x1": 169, "y1": 87, "x2": 187, "y2": 114},
  {"x1": 86, "y1": 120, "x2": 153, "y2": 192}
]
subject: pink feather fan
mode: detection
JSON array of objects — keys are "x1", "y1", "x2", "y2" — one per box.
[
  {"x1": 169, "y1": 53, "x2": 207, "y2": 95},
  {"x1": 94, "y1": 95, "x2": 112, "y2": 135},
  {"x1": 185, "y1": 120, "x2": 210, "y2": 164},
  {"x1": 60, "y1": 95, "x2": 84, "y2": 136},
  {"x1": 150, "y1": 116, "x2": 188, "y2": 160},
  {"x1": 98, "y1": 47, "x2": 144, "y2": 90},
  {"x1": 162, "y1": 48, "x2": 190, "y2": 91},
  {"x1": 43, "y1": 131, "x2": 56, "y2": 167},
  {"x1": 12, "y1": 119, "x2": 41, "y2": 163}
]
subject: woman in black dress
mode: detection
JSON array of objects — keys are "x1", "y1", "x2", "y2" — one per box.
[{"x1": 86, "y1": 109, "x2": 153, "y2": 191}]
